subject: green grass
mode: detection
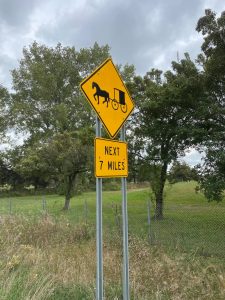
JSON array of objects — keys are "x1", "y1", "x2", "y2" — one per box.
[
  {"x1": 1, "y1": 181, "x2": 225, "y2": 260},
  {"x1": 0, "y1": 179, "x2": 225, "y2": 300}
]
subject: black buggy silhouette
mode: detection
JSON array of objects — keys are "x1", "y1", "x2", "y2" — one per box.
[
  {"x1": 92, "y1": 82, "x2": 127, "y2": 113},
  {"x1": 111, "y1": 88, "x2": 127, "y2": 113}
]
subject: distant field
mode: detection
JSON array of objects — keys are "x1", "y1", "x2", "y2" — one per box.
[{"x1": 0, "y1": 181, "x2": 225, "y2": 299}]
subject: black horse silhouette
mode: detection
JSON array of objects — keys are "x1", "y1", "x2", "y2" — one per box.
[{"x1": 92, "y1": 82, "x2": 109, "y2": 107}]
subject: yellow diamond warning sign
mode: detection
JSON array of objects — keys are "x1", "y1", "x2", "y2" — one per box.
[
  {"x1": 80, "y1": 58, "x2": 134, "y2": 138},
  {"x1": 95, "y1": 138, "x2": 128, "y2": 178}
]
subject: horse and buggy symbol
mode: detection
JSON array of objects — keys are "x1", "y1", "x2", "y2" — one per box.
[{"x1": 92, "y1": 82, "x2": 127, "y2": 113}]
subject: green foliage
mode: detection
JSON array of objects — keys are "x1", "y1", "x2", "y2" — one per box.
[
  {"x1": 13, "y1": 132, "x2": 92, "y2": 208},
  {"x1": 10, "y1": 42, "x2": 110, "y2": 139},
  {"x1": 0, "y1": 85, "x2": 10, "y2": 142},
  {"x1": 196, "y1": 10, "x2": 225, "y2": 201},
  {"x1": 126, "y1": 133, "x2": 145, "y2": 183},
  {"x1": 132, "y1": 56, "x2": 205, "y2": 218},
  {"x1": 0, "y1": 152, "x2": 23, "y2": 188},
  {"x1": 14, "y1": 145, "x2": 53, "y2": 188},
  {"x1": 168, "y1": 161, "x2": 198, "y2": 183},
  {"x1": 197, "y1": 148, "x2": 225, "y2": 201},
  {"x1": 9, "y1": 41, "x2": 110, "y2": 208}
]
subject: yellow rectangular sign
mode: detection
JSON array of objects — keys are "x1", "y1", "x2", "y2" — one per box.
[{"x1": 95, "y1": 138, "x2": 128, "y2": 178}]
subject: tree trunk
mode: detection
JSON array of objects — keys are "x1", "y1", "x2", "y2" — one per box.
[
  {"x1": 63, "y1": 174, "x2": 76, "y2": 210},
  {"x1": 155, "y1": 161, "x2": 168, "y2": 220},
  {"x1": 155, "y1": 192, "x2": 164, "y2": 220},
  {"x1": 63, "y1": 195, "x2": 71, "y2": 210}
]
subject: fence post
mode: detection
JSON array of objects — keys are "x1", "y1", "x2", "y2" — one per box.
[
  {"x1": 42, "y1": 196, "x2": 47, "y2": 212},
  {"x1": 9, "y1": 197, "x2": 12, "y2": 214},
  {"x1": 147, "y1": 200, "x2": 151, "y2": 243},
  {"x1": 42, "y1": 196, "x2": 45, "y2": 211},
  {"x1": 113, "y1": 203, "x2": 121, "y2": 232},
  {"x1": 84, "y1": 199, "x2": 88, "y2": 224}
]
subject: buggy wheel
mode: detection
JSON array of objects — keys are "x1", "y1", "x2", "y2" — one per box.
[
  {"x1": 120, "y1": 103, "x2": 127, "y2": 113},
  {"x1": 111, "y1": 99, "x2": 119, "y2": 110}
]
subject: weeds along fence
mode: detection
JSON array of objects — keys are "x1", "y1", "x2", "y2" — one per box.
[{"x1": 0, "y1": 193, "x2": 225, "y2": 259}]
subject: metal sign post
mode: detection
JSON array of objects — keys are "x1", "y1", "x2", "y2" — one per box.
[
  {"x1": 121, "y1": 125, "x2": 130, "y2": 300},
  {"x1": 80, "y1": 58, "x2": 133, "y2": 300},
  {"x1": 96, "y1": 116, "x2": 103, "y2": 300}
]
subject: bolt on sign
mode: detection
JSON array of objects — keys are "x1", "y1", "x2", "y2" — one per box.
[
  {"x1": 80, "y1": 58, "x2": 134, "y2": 139},
  {"x1": 95, "y1": 138, "x2": 128, "y2": 178}
]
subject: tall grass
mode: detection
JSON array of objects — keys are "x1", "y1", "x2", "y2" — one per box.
[{"x1": 0, "y1": 214, "x2": 224, "y2": 299}]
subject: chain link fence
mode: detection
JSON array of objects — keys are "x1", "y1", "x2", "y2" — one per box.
[{"x1": 1, "y1": 192, "x2": 224, "y2": 259}]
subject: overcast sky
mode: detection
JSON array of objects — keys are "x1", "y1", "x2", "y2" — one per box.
[{"x1": 0, "y1": 0, "x2": 224, "y2": 164}]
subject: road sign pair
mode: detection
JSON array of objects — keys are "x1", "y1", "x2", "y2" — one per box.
[
  {"x1": 80, "y1": 58, "x2": 132, "y2": 300},
  {"x1": 80, "y1": 58, "x2": 134, "y2": 178}
]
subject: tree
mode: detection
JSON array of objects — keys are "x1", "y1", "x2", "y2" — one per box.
[
  {"x1": 47, "y1": 131, "x2": 91, "y2": 210},
  {"x1": 133, "y1": 56, "x2": 205, "y2": 219},
  {"x1": 0, "y1": 85, "x2": 9, "y2": 143},
  {"x1": 0, "y1": 153, "x2": 23, "y2": 188},
  {"x1": 0, "y1": 87, "x2": 14, "y2": 187},
  {"x1": 18, "y1": 131, "x2": 91, "y2": 209},
  {"x1": 10, "y1": 42, "x2": 110, "y2": 139},
  {"x1": 196, "y1": 10, "x2": 225, "y2": 200},
  {"x1": 197, "y1": 147, "x2": 225, "y2": 201},
  {"x1": 168, "y1": 161, "x2": 197, "y2": 183},
  {"x1": 12, "y1": 144, "x2": 54, "y2": 189},
  {"x1": 10, "y1": 42, "x2": 110, "y2": 209}
]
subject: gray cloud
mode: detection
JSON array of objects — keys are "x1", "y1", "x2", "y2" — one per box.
[
  {"x1": 0, "y1": 0, "x2": 43, "y2": 28},
  {"x1": 0, "y1": 0, "x2": 224, "y2": 88},
  {"x1": 0, "y1": 54, "x2": 16, "y2": 87},
  {"x1": 33, "y1": 0, "x2": 221, "y2": 73}
]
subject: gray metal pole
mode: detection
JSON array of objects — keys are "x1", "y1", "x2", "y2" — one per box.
[
  {"x1": 121, "y1": 125, "x2": 130, "y2": 300},
  {"x1": 96, "y1": 117, "x2": 103, "y2": 300}
]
